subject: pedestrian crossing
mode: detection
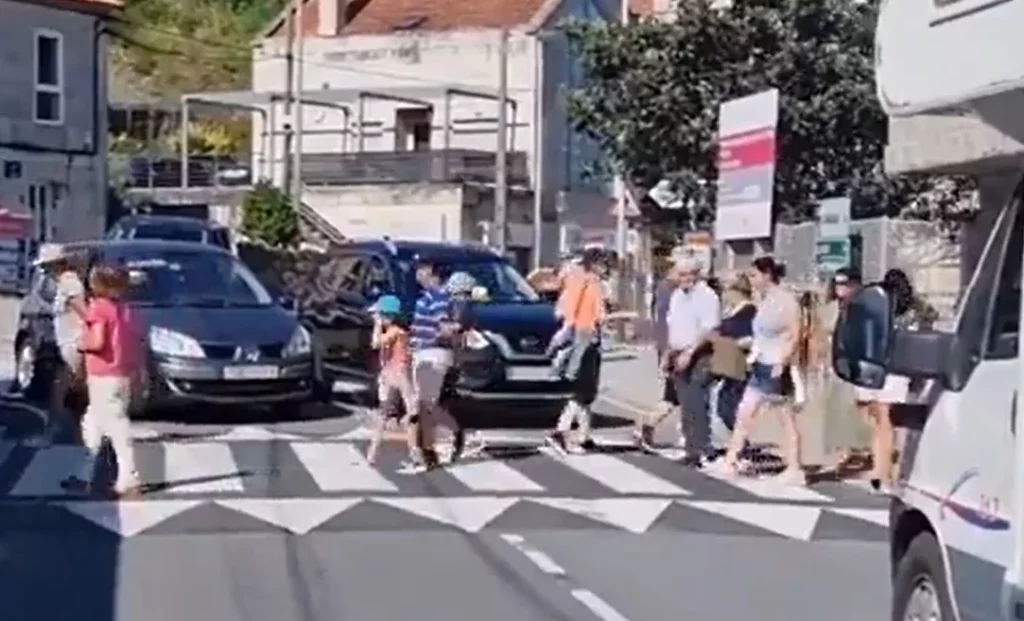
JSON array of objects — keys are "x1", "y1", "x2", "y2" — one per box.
[{"x1": 0, "y1": 431, "x2": 885, "y2": 508}]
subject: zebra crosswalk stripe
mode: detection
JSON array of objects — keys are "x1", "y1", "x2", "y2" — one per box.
[
  {"x1": 162, "y1": 442, "x2": 245, "y2": 494},
  {"x1": 10, "y1": 444, "x2": 83, "y2": 496},
  {"x1": 289, "y1": 442, "x2": 400, "y2": 493},
  {"x1": 549, "y1": 452, "x2": 690, "y2": 496},
  {"x1": 0, "y1": 438, "x2": 885, "y2": 506},
  {"x1": 445, "y1": 460, "x2": 546, "y2": 493}
]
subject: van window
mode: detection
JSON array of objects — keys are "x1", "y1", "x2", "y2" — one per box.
[{"x1": 986, "y1": 198, "x2": 1024, "y2": 359}]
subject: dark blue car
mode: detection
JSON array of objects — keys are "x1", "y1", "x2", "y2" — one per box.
[
  {"x1": 13, "y1": 239, "x2": 314, "y2": 416},
  {"x1": 303, "y1": 239, "x2": 587, "y2": 417}
]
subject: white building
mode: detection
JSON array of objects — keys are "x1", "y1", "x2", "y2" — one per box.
[{"x1": 241, "y1": 0, "x2": 637, "y2": 268}]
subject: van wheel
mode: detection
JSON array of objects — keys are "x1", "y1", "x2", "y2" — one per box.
[{"x1": 892, "y1": 532, "x2": 955, "y2": 621}]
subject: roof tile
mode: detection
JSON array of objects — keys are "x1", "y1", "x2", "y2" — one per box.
[{"x1": 341, "y1": 0, "x2": 548, "y2": 35}]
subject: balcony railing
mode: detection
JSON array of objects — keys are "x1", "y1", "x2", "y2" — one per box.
[
  {"x1": 110, "y1": 148, "x2": 530, "y2": 189},
  {"x1": 300, "y1": 149, "x2": 529, "y2": 186},
  {"x1": 110, "y1": 153, "x2": 253, "y2": 189}
]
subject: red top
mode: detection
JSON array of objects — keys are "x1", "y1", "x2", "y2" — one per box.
[{"x1": 84, "y1": 298, "x2": 139, "y2": 376}]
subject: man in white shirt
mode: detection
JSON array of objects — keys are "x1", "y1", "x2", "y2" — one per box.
[{"x1": 663, "y1": 257, "x2": 721, "y2": 467}]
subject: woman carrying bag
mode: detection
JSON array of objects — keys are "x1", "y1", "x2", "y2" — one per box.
[{"x1": 707, "y1": 275, "x2": 757, "y2": 452}]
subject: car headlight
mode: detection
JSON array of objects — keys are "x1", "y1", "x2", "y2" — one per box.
[
  {"x1": 464, "y1": 329, "x2": 490, "y2": 350},
  {"x1": 149, "y1": 326, "x2": 204, "y2": 358},
  {"x1": 282, "y1": 325, "x2": 311, "y2": 357}
]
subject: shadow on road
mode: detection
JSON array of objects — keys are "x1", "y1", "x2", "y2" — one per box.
[{"x1": 0, "y1": 520, "x2": 121, "y2": 621}]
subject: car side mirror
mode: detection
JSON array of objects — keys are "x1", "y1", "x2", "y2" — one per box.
[
  {"x1": 832, "y1": 284, "x2": 894, "y2": 389},
  {"x1": 278, "y1": 296, "x2": 296, "y2": 311},
  {"x1": 538, "y1": 289, "x2": 559, "y2": 303}
]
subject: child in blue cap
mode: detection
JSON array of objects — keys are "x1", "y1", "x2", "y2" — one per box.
[{"x1": 366, "y1": 294, "x2": 418, "y2": 465}]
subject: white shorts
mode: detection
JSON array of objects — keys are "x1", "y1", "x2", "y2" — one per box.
[
  {"x1": 854, "y1": 374, "x2": 910, "y2": 404},
  {"x1": 412, "y1": 348, "x2": 453, "y2": 404}
]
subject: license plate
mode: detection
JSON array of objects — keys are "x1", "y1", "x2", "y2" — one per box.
[
  {"x1": 223, "y1": 365, "x2": 279, "y2": 380},
  {"x1": 506, "y1": 365, "x2": 556, "y2": 382}
]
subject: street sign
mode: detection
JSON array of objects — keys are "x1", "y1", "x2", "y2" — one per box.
[
  {"x1": 816, "y1": 197, "x2": 851, "y2": 273},
  {"x1": 817, "y1": 238, "x2": 850, "y2": 270}
]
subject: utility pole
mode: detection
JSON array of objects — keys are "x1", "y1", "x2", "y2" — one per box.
[
  {"x1": 613, "y1": 0, "x2": 630, "y2": 304},
  {"x1": 494, "y1": 28, "x2": 509, "y2": 254},
  {"x1": 292, "y1": 0, "x2": 304, "y2": 208},
  {"x1": 530, "y1": 33, "x2": 544, "y2": 271},
  {"x1": 282, "y1": 6, "x2": 295, "y2": 193}
]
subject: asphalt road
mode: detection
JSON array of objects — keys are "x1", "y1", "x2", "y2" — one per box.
[{"x1": 0, "y1": 358, "x2": 891, "y2": 621}]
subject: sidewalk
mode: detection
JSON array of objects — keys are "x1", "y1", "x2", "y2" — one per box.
[{"x1": 599, "y1": 348, "x2": 859, "y2": 467}]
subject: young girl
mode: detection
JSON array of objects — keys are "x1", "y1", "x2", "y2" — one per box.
[
  {"x1": 62, "y1": 264, "x2": 142, "y2": 498},
  {"x1": 366, "y1": 294, "x2": 418, "y2": 465}
]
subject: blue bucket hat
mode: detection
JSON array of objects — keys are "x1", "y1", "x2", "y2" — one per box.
[{"x1": 374, "y1": 294, "x2": 401, "y2": 316}]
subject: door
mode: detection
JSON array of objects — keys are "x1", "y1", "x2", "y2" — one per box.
[
  {"x1": 306, "y1": 253, "x2": 374, "y2": 389},
  {"x1": 929, "y1": 187, "x2": 1021, "y2": 621}
]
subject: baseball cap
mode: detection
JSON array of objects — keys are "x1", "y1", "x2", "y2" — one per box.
[{"x1": 374, "y1": 295, "x2": 401, "y2": 316}]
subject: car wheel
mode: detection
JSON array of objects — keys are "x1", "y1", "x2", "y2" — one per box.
[
  {"x1": 15, "y1": 341, "x2": 49, "y2": 401},
  {"x1": 892, "y1": 532, "x2": 956, "y2": 621}
]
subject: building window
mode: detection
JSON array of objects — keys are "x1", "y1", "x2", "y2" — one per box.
[{"x1": 33, "y1": 30, "x2": 64, "y2": 125}]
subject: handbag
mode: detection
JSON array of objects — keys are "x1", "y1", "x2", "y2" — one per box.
[{"x1": 710, "y1": 336, "x2": 748, "y2": 381}]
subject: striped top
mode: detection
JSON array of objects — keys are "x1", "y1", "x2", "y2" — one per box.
[{"x1": 410, "y1": 287, "x2": 452, "y2": 350}]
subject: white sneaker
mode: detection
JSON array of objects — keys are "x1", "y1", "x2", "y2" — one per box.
[{"x1": 774, "y1": 467, "x2": 806, "y2": 486}]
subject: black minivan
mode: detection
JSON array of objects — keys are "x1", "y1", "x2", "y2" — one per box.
[{"x1": 302, "y1": 239, "x2": 588, "y2": 417}]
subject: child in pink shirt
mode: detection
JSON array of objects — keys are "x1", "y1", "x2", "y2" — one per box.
[{"x1": 62, "y1": 264, "x2": 142, "y2": 498}]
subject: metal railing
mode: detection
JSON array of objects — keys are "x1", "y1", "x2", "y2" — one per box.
[
  {"x1": 300, "y1": 149, "x2": 530, "y2": 186},
  {"x1": 110, "y1": 152, "x2": 253, "y2": 189}
]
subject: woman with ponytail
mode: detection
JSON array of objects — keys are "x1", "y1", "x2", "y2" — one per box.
[{"x1": 721, "y1": 256, "x2": 807, "y2": 484}]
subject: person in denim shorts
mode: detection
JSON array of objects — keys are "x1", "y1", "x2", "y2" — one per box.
[{"x1": 721, "y1": 256, "x2": 806, "y2": 485}]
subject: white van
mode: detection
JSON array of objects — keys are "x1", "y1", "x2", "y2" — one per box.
[{"x1": 833, "y1": 184, "x2": 1024, "y2": 621}]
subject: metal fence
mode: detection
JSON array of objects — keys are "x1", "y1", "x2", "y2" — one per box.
[{"x1": 300, "y1": 149, "x2": 530, "y2": 186}]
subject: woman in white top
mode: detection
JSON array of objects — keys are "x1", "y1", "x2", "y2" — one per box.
[{"x1": 722, "y1": 256, "x2": 806, "y2": 485}]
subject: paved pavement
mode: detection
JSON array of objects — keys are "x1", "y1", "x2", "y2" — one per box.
[{"x1": 0, "y1": 354, "x2": 891, "y2": 621}]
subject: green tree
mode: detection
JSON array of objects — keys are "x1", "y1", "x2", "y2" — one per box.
[
  {"x1": 241, "y1": 181, "x2": 300, "y2": 249},
  {"x1": 562, "y1": 0, "x2": 974, "y2": 231},
  {"x1": 111, "y1": 0, "x2": 287, "y2": 97}
]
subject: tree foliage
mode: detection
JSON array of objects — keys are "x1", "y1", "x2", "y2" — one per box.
[
  {"x1": 241, "y1": 181, "x2": 300, "y2": 249},
  {"x1": 111, "y1": 0, "x2": 286, "y2": 97},
  {"x1": 562, "y1": 0, "x2": 975, "y2": 231}
]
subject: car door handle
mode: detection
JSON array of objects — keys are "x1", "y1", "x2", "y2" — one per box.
[{"x1": 1012, "y1": 392, "x2": 1017, "y2": 436}]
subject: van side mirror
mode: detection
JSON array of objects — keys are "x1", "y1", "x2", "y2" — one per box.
[
  {"x1": 833, "y1": 284, "x2": 955, "y2": 390},
  {"x1": 832, "y1": 285, "x2": 893, "y2": 389}
]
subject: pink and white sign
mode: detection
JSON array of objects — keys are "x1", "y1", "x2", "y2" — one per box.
[{"x1": 713, "y1": 89, "x2": 779, "y2": 241}]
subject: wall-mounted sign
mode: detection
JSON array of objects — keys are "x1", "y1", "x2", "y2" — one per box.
[
  {"x1": 713, "y1": 89, "x2": 779, "y2": 242},
  {"x1": 0, "y1": 208, "x2": 34, "y2": 293}
]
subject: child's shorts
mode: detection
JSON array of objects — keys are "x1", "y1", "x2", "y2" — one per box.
[{"x1": 378, "y1": 371, "x2": 416, "y2": 419}]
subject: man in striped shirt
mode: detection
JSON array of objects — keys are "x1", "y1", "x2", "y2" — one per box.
[{"x1": 409, "y1": 258, "x2": 466, "y2": 468}]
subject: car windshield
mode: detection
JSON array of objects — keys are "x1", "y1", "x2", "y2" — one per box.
[
  {"x1": 132, "y1": 223, "x2": 205, "y2": 243},
  {"x1": 107, "y1": 248, "x2": 273, "y2": 307},
  {"x1": 400, "y1": 257, "x2": 540, "y2": 302}
]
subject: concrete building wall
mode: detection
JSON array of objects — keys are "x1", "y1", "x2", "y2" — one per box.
[{"x1": 0, "y1": 0, "x2": 109, "y2": 241}]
